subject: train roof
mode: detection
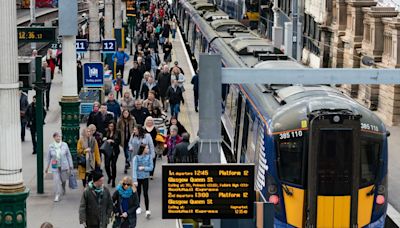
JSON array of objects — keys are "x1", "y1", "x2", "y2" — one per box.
[
  {"x1": 229, "y1": 38, "x2": 274, "y2": 55},
  {"x1": 194, "y1": 3, "x2": 217, "y2": 11},
  {"x1": 210, "y1": 19, "x2": 247, "y2": 31},
  {"x1": 204, "y1": 10, "x2": 229, "y2": 21}
]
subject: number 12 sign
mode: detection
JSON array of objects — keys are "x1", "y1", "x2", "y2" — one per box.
[{"x1": 102, "y1": 39, "x2": 116, "y2": 53}]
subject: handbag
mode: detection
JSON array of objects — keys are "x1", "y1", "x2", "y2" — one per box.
[
  {"x1": 100, "y1": 141, "x2": 113, "y2": 158},
  {"x1": 68, "y1": 171, "x2": 78, "y2": 189},
  {"x1": 77, "y1": 154, "x2": 86, "y2": 167}
]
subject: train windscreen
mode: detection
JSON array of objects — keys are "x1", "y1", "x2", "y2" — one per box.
[
  {"x1": 278, "y1": 140, "x2": 304, "y2": 185},
  {"x1": 318, "y1": 129, "x2": 353, "y2": 195},
  {"x1": 360, "y1": 139, "x2": 380, "y2": 187}
]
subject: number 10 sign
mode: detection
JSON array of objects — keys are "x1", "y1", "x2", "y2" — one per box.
[{"x1": 102, "y1": 39, "x2": 116, "y2": 53}]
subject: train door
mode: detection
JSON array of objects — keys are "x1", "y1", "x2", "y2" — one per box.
[
  {"x1": 234, "y1": 95, "x2": 246, "y2": 163},
  {"x1": 307, "y1": 111, "x2": 360, "y2": 228}
]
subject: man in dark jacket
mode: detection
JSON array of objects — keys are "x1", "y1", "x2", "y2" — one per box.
[
  {"x1": 26, "y1": 96, "x2": 46, "y2": 154},
  {"x1": 191, "y1": 72, "x2": 199, "y2": 112},
  {"x1": 130, "y1": 100, "x2": 150, "y2": 125},
  {"x1": 128, "y1": 61, "x2": 142, "y2": 99},
  {"x1": 79, "y1": 172, "x2": 113, "y2": 228},
  {"x1": 94, "y1": 103, "x2": 114, "y2": 135},
  {"x1": 169, "y1": 61, "x2": 184, "y2": 75},
  {"x1": 166, "y1": 79, "x2": 183, "y2": 118},
  {"x1": 156, "y1": 65, "x2": 171, "y2": 111},
  {"x1": 106, "y1": 93, "x2": 121, "y2": 121},
  {"x1": 20, "y1": 90, "x2": 29, "y2": 141},
  {"x1": 173, "y1": 133, "x2": 196, "y2": 163}
]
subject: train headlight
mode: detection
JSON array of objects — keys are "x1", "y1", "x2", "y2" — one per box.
[
  {"x1": 377, "y1": 185, "x2": 385, "y2": 195},
  {"x1": 333, "y1": 115, "x2": 341, "y2": 123},
  {"x1": 268, "y1": 185, "x2": 277, "y2": 194},
  {"x1": 269, "y1": 195, "x2": 279, "y2": 205},
  {"x1": 376, "y1": 195, "x2": 385, "y2": 205}
]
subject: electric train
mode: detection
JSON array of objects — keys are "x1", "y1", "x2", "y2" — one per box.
[{"x1": 174, "y1": 0, "x2": 389, "y2": 227}]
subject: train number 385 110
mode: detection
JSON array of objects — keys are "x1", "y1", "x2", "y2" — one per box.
[{"x1": 279, "y1": 130, "x2": 303, "y2": 140}]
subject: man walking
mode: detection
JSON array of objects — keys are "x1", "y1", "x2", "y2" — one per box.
[
  {"x1": 173, "y1": 133, "x2": 196, "y2": 163},
  {"x1": 166, "y1": 79, "x2": 184, "y2": 118},
  {"x1": 112, "y1": 48, "x2": 130, "y2": 78},
  {"x1": 79, "y1": 172, "x2": 113, "y2": 228},
  {"x1": 20, "y1": 90, "x2": 29, "y2": 141},
  {"x1": 191, "y1": 71, "x2": 199, "y2": 112},
  {"x1": 26, "y1": 96, "x2": 46, "y2": 154}
]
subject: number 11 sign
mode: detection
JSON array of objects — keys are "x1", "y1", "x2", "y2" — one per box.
[
  {"x1": 102, "y1": 39, "x2": 116, "y2": 53},
  {"x1": 76, "y1": 39, "x2": 88, "y2": 53}
]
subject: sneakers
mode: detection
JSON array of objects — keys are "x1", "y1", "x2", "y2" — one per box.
[
  {"x1": 136, "y1": 207, "x2": 142, "y2": 214},
  {"x1": 146, "y1": 210, "x2": 151, "y2": 219},
  {"x1": 54, "y1": 194, "x2": 60, "y2": 202}
]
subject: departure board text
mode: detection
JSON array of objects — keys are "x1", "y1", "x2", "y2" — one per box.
[{"x1": 162, "y1": 164, "x2": 255, "y2": 219}]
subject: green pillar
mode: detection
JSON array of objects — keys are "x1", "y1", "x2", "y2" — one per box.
[
  {"x1": 0, "y1": 189, "x2": 30, "y2": 228},
  {"x1": 60, "y1": 99, "x2": 80, "y2": 168},
  {"x1": 34, "y1": 56, "x2": 45, "y2": 194}
]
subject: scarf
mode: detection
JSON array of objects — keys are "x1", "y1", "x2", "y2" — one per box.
[
  {"x1": 85, "y1": 137, "x2": 96, "y2": 172},
  {"x1": 117, "y1": 184, "x2": 133, "y2": 198},
  {"x1": 53, "y1": 141, "x2": 62, "y2": 167}
]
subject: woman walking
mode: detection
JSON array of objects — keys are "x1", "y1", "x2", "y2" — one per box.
[
  {"x1": 132, "y1": 144, "x2": 153, "y2": 218},
  {"x1": 165, "y1": 125, "x2": 182, "y2": 163},
  {"x1": 143, "y1": 116, "x2": 158, "y2": 178},
  {"x1": 117, "y1": 110, "x2": 137, "y2": 174},
  {"x1": 77, "y1": 127, "x2": 101, "y2": 187},
  {"x1": 112, "y1": 176, "x2": 140, "y2": 228},
  {"x1": 120, "y1": 91, "x2": 135, "y2": 111},
  {"x1": 103, "y1": 121, "x2": 120, "y2": 188},
  {"x1": 45, "y1": 132, "x2": 73, "y2": 202},
  {"x1": 128, "y1": 126, "x2": 155, "y2": 166}
]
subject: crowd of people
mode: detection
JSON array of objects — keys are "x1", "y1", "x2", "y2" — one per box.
[{"x1": 22, "y1": 0, "x2": 201, "y2": 227}]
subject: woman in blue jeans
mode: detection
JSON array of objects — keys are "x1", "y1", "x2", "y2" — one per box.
[{"x1": 132, "y1": 144, "x2": 153, "y2": 219}]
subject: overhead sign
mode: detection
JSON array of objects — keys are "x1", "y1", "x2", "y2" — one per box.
[
  {"x1": 101, "y1": 39, "x2": 116, "y2": 53},
  {"x1": 17, "y1": 27, "x2": 56, "y2": 42},
  {"x1": 162, "y1": 164, "x2": 255, "y2": 219},
  {"x1": 76, "y1": 39, "x2": 89, "y2": 52},
  {"x1": 126, "y1": 0, "x2": 137, "y2": 17},
  {"x1": 83, "y1": 63, "x2": 104, "y2": 87}
]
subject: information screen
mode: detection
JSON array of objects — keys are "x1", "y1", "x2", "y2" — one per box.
[
  {"x1": 162, "y1": 164, "x2": 255, "y2": 219},
  {"x1": 17, "y1": 27, "x2": 56, "y2": 43}
]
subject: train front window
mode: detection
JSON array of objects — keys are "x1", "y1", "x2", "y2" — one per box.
[
  {"x1": 360, "y1": 139, "x2": 380, "y2": 186},
  {"x1": 278, "y1": 140, "x2": 303, "y2": 185}
]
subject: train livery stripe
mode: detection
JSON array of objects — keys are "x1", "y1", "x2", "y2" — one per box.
[
  {"x1": 358, "y1": 185, "x2": 374, "y2": 227},
  {"x1": 282, "y1": 185, "x2": 304, "y2": 228},
  {"x1": 317, "y1": 196, "x2": 351, "y2": 227}
]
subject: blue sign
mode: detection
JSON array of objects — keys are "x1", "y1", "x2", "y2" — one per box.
[
  {"x1": 83, "y1": 63, "x2": 104, "y2": 87},
  {"x1": 80, "y1": 103, "x2": 94, "y2": 115},
  {"x1": 102, "y1": 39, "x2": 116, "y2": 53},
  {"x1": 76, "y1": 39, "x2": 88, "y2": 52}
]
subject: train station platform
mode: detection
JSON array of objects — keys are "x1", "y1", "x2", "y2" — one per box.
[
  {"x1": 17, "y1": 8, "x2": 58, "y2": 25},
  {"x1": 22, "y1": 25, "x2": 198, "y2": 228}
]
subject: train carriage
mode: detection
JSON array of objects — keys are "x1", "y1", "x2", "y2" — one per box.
[{"x1": 175, "y1": 0, "x2": 389, "y2": 227}]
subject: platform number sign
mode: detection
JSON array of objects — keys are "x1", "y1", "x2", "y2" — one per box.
[
  {"x1": 76, "y1": 39, "x2": 88, "y2": 53},
  {"x1": 102, "y1": 39, "x2": 116, "y2": 53}
]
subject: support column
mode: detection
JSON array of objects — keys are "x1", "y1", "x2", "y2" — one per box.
[
  {"x1": 104, "y1": 0, "x2": 114, "y2": 69},
  {"x1": 105, "y1": 0, "x2": 113, "y2": 39},
  {"x1": 89, "y1": 0, "x2": 101, "y2": 61},
  {"x1": 198, "y1": 54, "x2": 222, "y2": 228},
  {"x1": 59, "y1": 0, "x2": 80, "y2": 166},
  {"x1": 0, "y1": 0, "x2": 29, "y2": 227},
  {"x1": 114, "y1": 0, "x2": 123, "y2": 48},
  {"x1": 60, "y1": 36, "x2": 80, "y2": 166},
  {"x1": 272, "y1": 0, "x2": 283, "y2": 48}
]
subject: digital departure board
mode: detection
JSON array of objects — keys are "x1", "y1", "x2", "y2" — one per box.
[
  {"x1": 162, "y1": 164, "x2": 255, "y2": 219},
  {"x1": 17, "y1": 27, "x2": 56, "y2": 43}
]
